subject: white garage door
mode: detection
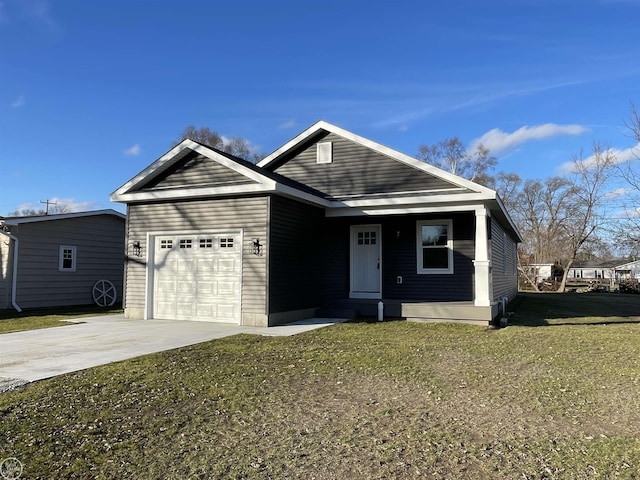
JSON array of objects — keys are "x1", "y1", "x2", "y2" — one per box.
[{"x1": 153, "y1": 233, "x2": 241, "y2": 323}]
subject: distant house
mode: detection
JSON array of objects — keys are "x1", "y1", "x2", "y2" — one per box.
[
  {"x1": 0, "y1": 210, "x2": 125, "y2": 310},
  {"x1": 614, "y1": 260, "x2": 640, "y2": 280},
  {"x1": 519, "y1": 262, "x2": 556, "y2": 284},
  {"x1": 111, "y1": 121, "x2": 522, "y2": 327},
  {"x1": 567, "y1": 260, "x2": 621, "y2": 281}
]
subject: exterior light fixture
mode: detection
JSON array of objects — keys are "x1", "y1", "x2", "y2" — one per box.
[
  {"x1": 132, "y1": 240, "x2": 142, "y2": 257},
  {"x1": 252, "y1": 238, "x2": 263, "y2": 256}
]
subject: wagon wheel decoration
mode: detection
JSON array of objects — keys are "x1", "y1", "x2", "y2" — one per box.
[{"x1": 92, "y1": 279, "x2": 117, "y2": 307}]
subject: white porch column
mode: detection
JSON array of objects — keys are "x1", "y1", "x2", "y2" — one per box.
[{"x1": 473, "y1": 207, "x2": 492, "y2": 307}]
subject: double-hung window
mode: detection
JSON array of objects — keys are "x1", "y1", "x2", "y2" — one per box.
[
  {"x1": 416, "y1": 220, "x2": 453, "y2": 274},
  {"x1": 59, "y1": 245, "x2": 77, "y2": 272}
]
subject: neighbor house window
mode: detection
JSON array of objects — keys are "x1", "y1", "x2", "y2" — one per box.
[
  {"x1": 59, "y1": 245, "x2": 77, "y2": 272},
  {"x1": 416, "y1": 220, "x2": 453, "y2": 274}
]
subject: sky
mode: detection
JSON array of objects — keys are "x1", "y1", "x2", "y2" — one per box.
[{"x1": 1, "y1": 0, "x2": 640, "y2": 216}]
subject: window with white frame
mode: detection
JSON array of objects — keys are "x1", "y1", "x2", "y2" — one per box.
[
  {"x1": 416, "y1": 220, "x2": 453, "y2": 274},
  {"x1": 59, "y1": 245, "x2": 77, "y2": 272}
]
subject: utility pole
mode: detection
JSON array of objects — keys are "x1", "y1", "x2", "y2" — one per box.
[{"x1": 40, "y1": 199, "x2": 57, "y2": 215}]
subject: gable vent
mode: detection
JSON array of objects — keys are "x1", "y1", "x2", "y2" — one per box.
[{"x1": 317, "y1": 141, "x2": 333, "y2": 164}]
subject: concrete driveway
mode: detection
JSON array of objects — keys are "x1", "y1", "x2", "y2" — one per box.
[{"x1": 0, "y1": 314, "x2": 346, "y2": 392}]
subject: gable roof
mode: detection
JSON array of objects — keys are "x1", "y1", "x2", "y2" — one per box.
[
  {"x1": 111, "y1": 122, "x2": 522, "y2": 241},
  {"x1": 259, "y1": 120, "x2": 495, "y2": 196},
  {"x1": 1, "y1": 209, "x2": 125, "y2": 226},
  {"x1": 110, "y1": 139, "x2": 331, "y2": 207}
]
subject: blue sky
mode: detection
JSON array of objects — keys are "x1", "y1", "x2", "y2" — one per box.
[{"x1": 1, "y1": 0, "x2": 639, "y2": 215}]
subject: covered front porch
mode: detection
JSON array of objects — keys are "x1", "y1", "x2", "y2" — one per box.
[{"x1": 317, "y1": 298, "x2": 499, "y2": 326}]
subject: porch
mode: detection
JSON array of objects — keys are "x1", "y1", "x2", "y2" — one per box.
[{"x1": 317, "y1": 298, "x2": 497, "y2": 326}]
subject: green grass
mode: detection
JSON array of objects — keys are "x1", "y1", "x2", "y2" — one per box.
[
  {"x1": 2, "y1": 293, "x2": 640, "y2": 478},
  {"x1": 0, "y1": 305, "x2": 123, "y2": 334}
]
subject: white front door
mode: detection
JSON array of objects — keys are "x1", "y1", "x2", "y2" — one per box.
[{"x1": 350, "y1": 225, "x2": 382, "y2": 299}]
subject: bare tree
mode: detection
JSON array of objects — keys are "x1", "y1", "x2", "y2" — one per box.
[
  {"x1": 513, "y1": 144, "x2": 616, "y2": 292},
  {"x1": 417, "y1": 137, "x2": 497, "y2": 185},
  {"x1": 487, "y1": 171, "x2": 522, "y2": 212},
  {"x1": 615, "y1": 103, "x2": 640, "y2": 250},
  {"x1": 555, "y1": 144, "x2": 616, "y2": 291},
  {"x1": 9, "y1": 202, "x2": 72, "y2": 217},
  {"x1": 174, "y1": 125, "x2": 263, "y2": 163},
  {"x1": 513, "y1": 177, "x2": 572, "y2": 291}
]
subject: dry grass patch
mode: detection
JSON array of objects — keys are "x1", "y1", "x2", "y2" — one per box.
[
  {"x1": 1, "y1": 293, "x2": 640, "y2": 478},
  {"x1": 0, "y1": 306, "x2": 122, "y2": 334}
]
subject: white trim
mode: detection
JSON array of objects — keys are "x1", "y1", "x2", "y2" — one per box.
[
  {"x1": 325, "y1": 201, "x2": 487, "y2": 218},
  {"x1": 473, "y1": 208, "x2": 492, "y2": 307},
  {"x1": 349, "y1": 224, "x2": 382, "y2": 299},
  {"x1": 0, "y1": 230, "x2": 22, "y2": 312},
  {"x1": 330, "y1": 192, "x2": 493, "y2": 209},
  {"x1": 58, "y1": 245, "x2": 77, "y2": 272},
  {"x1": 2, "y1": 209, "x2": 124, "y2": 225},
  {"x1": 113, "y1": 182, "x2": 276, "y2": 203},
  {"x1": 111, "y1": 139, "x2": 275, "y2": 201},
  {"x1": 416, "y1": 220, "x2": 454, "y2": 275}
]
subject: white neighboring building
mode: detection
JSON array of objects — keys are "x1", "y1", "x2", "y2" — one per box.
[{"x1": 614, "y1": 260, "x2": 640, "y2": 279}]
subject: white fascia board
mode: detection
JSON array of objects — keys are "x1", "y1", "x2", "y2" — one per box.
[
  {"x1": 111, "y1": 140, "x2": 195, "y2": 198},
  {"x1": 326, "y1": 202, "x2": 487, "y2": 218},
  {"x1": 258, "y1": 120, "x2": 329, "y2": 168},
  {"x1": 4, "y1": 209, "x2": 125, "y2": 225},
  {"x1": 494, "y1": 194, "x2": 523, "y2": 242},
  {"x1": 273, "y1": 183, "x2": 332, "y2": 208},
  {"x1": 111, "y1": 139, "x2": 273, "y2": 200},
  {"x1": 258, "y1": 120, "x2": 496, "y2": 196},
  {"x1": 330, "y1": 191, "x2": 493, "y2": 209},
  {"x1": 113, "y1": 182, "x2": 277, "y2": 203}
]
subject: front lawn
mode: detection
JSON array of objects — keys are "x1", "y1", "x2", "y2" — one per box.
[
  {"x1": 0, "y1": 305, "x2": 123, "y2": 334},
  {"x1": 1, "y1": 293, "x2": 640, "y2": 478}
]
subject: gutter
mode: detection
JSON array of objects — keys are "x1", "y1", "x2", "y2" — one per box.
[{"x1": 0, "y1": 230, "x2": 22, "y2": 312}]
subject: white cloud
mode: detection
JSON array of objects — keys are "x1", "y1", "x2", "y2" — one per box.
[
  {"x1": 558, "y1": 142, "x2": 640, "y2": 174},
  {"x1": 278, "y1": 120, "x2": 296, "y2": 129},
  {"x1": 604, "y1": 187, "x2": 632, "y2": 199},
  {"x1": 123, "y1": 144, "x2": 141, "y2": 156},
  {"x1": 14, "y1": 197, "x2": 97, "y2": 214},
  {"x1": 470, "y1": 123, "x2": 589, "y2": 156},
  {"x1": 10, "y1": 95, "x2": 25, "y2": 108}
]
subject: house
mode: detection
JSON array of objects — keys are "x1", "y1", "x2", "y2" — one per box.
[
  {"x1": 110, "y1": 121, "x2": 522, "y2": 327},
  {"x1": 518, "y1": 262, "x2": 556, "y2": 285},
  {"x1": 567, "y1": 260, "x2": 620, "y2": 281},
  {"x1": 613, "y1": 259, "x2": 640, "y2": 280},
  {"x1": 0, "y1": 210, "x2": 125, "y2": 311}
]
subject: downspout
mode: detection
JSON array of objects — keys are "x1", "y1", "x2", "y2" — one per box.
[{"x1": 1, "y1": 231, "x2": 22, "y2": 312}]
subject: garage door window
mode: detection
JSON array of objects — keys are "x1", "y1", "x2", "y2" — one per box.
[
  {"x1": 220, "y1": 238, "x2": 234, "y2": 249},
  {"x1": 160, "y1": 239, "x2": 173, "y2": 249},
  {"x1": 179, "y1": 239, "x2": 192, "y2": 249},
  {"x1": 199, "y1": 238, "x2": 213, "y2": 248}
]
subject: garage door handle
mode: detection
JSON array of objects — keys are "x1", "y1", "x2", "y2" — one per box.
[{"x1": 377, "y1": 259, "x2": 380, "y2": 269}]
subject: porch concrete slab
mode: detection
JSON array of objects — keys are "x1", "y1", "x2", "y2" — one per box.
[{"x1": 0, "y1": 315, "x2": 347, "y2": 391}]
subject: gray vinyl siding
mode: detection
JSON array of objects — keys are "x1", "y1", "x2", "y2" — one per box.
[
  {"x1": 270, "y1": 132, "x2": 462, "y2": 198},
  {"x1": 491, "y1": 216, "x2": 518, "y2": 301},
  {"x1": 0, "y1": 234, "x2": 11, "y2": 309},
  {"x1": 12, "y1": 215, "x2": 125, "y2": 309},
  {"x1": 322, "y1": 212, "x2": 475, "y2": 302},
  {"x1": 268, "y1": 196, "x2": 324, "y2": 313},
  {"x1": 124, "y1": 197, "x2": 268, "y2": 318},
  {"x1": 140, "y1": 152, "x2": 257, "y2": 190}
]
